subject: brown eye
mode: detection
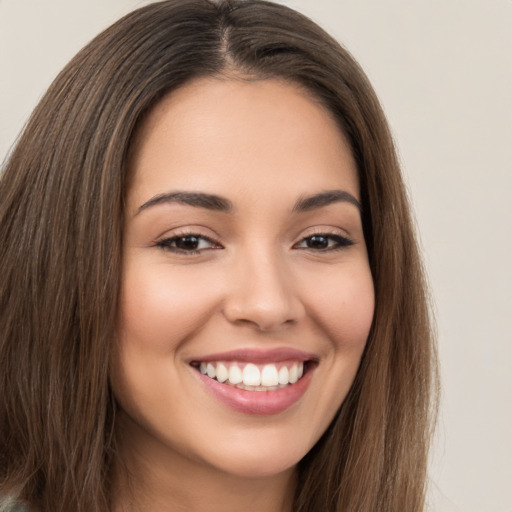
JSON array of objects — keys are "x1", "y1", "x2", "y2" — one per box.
[
  {"x1": 174, "y1": 235, "x2": 201, "y2": 250},
  {"x1": 295, "y1": 234, "x2": 354, "y2": 251},
  {"x1": 306, "y1": 235, "x2": 329, "y2": 249},
  {"x1": 156, "y1": 234, "x2": 221, "y2": 254}
]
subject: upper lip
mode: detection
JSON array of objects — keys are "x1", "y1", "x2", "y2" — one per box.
[{"x1": 189, "y1": 347, "x2": 317, "y2": 364}]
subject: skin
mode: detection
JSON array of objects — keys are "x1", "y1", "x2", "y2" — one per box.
[{"x1": 111, "y1": 77, "x2": 375, "y2": 512}]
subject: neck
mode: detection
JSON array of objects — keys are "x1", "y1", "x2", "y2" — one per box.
[{"x1": 111, "y1": 416, "x2": 297, "y2": 512}]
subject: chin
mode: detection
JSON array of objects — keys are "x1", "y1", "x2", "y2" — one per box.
[
  {"x1": 191, "y1": 425, "x2": 317, "y2": 479},
  {"x1": 208, "y1": 450, "x2": 301, "y2": 479}
]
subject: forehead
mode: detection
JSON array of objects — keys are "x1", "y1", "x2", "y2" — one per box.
[{"x1": 127, "y1": 77, "x2": 359, "y2": 211}]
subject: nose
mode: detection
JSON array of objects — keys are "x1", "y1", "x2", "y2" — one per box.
[{"x1": 222, "y1": 249, "x2": 305, "y2": 332}]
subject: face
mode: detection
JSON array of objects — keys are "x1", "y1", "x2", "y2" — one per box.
[{"x1": 112, "y1": 78, "x2": 374, "y2": 479}]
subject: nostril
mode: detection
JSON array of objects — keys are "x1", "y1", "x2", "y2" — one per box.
[
  {"x1": 222, "y1": 300, "x2": 305, "y2": 332},
  {"x1": 221, "y1": 264, "x2": 305, "y2": 331}
]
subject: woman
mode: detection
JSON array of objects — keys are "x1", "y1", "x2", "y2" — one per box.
[{"x1": 0, "y1": 1, "x2": 438, "y2": 511}]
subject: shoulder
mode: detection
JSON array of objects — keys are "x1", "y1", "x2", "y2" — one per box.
[{"x1": 0, "y1": 496, "x2": 29, "y2": 512}]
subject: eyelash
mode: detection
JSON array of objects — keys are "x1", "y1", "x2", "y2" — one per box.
[
  {"x1": 155, "y1": 233, "x2": 221, "y2": 254},
  {"x1": 155, "y1": 231, "x2": 354, "y2": 255},
  {"x1": 293, "y1": 233, "x2": 354, "y2": 251}
]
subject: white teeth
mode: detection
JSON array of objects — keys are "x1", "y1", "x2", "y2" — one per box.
[
  {"x1": 206, "y1": 363, "x2": 216, "y2": 378},
  {"x1": 289, "y1": 363, "x2": 299, "y2": 384},
  {"x1": 261, "y1": 364, "x2": 279, "y2": 386},
  {"x1": 242, "y1": 363, "x2": 261, "y2": 386},
  {"x1": 278, "y1": 366, "x2": 289, "y2": 385},
  {"x1": 228, "y1": 365, "x2": 243, "y2": 385},
  {"x1": 197, "y1": 361, "x2": 306, "y2": 389},
  {"x1": 216, "y1": 363, "x2": 228, "y2": 383}
]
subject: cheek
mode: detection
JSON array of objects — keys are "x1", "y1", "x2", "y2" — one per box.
[
  {"x1": 290, "y1": 265, "x2": 374, "y2": 447},
  {"x1": 307, "y1": 266, "x2": 375, "y2": 351},
  {"x1": 118, "y1": 259, "x2": 220, "y2": 352},
  {"x1": 112, "y1": 259, "x2": 222, "y2": 429}
]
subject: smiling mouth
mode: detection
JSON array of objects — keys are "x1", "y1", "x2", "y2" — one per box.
[{"x1": 190, "y1": 360, "x2": 314, "y2": 391}]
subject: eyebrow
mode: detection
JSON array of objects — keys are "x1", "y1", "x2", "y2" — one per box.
[
  {"x1": 292, "y1": 190, "x2": 362, "y2": 213},
  {"x1": 136, "y1": 188, "x2": 361, "y2": 216},
  {"x1": 137, "y1": 191, "x2": 233, "y2": 214}
]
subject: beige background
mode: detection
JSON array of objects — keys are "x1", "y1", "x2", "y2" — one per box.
[{"x1": 1, "y1": 1, "x2": 511, "y2": 511}]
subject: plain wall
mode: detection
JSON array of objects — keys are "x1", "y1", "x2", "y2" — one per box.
[{"x1": 1, "y1": 1, "x2": 511, "y2": 511}]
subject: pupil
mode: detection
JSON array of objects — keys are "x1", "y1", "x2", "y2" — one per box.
[
  {"x1": 176, "y1": 236, "x2": 199, "y2": 250},
  {"x1": 308, "y1": 236, "x2": 328, "y2": 249}
]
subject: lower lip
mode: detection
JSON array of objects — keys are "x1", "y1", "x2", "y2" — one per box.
[{"x1": 195, "y1": 367, "x2": 314, "y2": 415}]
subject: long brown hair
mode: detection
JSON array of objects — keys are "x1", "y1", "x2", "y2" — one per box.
[{"x1": 0, "y1": 1, "x2": 438, "y2": 510}]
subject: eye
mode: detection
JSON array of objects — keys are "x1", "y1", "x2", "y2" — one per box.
[
  {"x1": 294, "y1": 233, "x2": 354, "y2": 251},
  {"x1": 155, "y1": 234, "x2": 221, "y2": 254}
]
